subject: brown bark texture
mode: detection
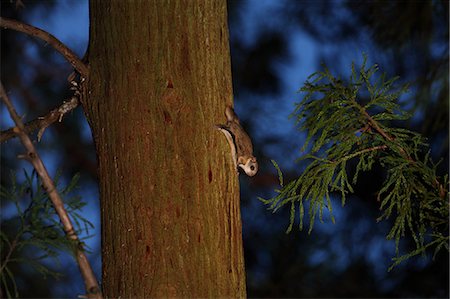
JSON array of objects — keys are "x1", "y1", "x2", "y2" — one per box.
[{"x1": 86, "y1": 1, "x2": 246, "y2": 297}]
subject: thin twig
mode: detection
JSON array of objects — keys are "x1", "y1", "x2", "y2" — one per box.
[
  {"x1": 361, "y1": 109, "x2": 395, "y2": 141},
  {"x1": 0, "y1": 236, "x2": 19, "y2": 275},
  {"x1": 1, "y1": 96, "x2": 79, "y2": 143},
  {"x1": 334, "y1": 145, "x2": 388, "y2": 164},
  {"x1": 354, "y1": 101, "x2": 413, "y2": 161},
  {"x1": 0, "y1": 17, "x2": 88, "y2": 77},
  {"x1": 0, "y1": 82, "x2": 102, "y2": 299},
  {"x1": 354, "y1": 102, "x2": 447, "y2": 198}
]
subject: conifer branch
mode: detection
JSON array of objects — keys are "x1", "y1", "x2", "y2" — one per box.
[
  {"x1": 0, "y1": 236, "x2": 19, "y2": 275},
  {"x1": 0, "y1": 82, "x2": 102, "y2": 298},
  {"x1": 352, "y1": 97, "x2": 447, "y2": 197},
  {"x1": 261, "y1": 57, "x2": 449, "y2": 268},
  {"x1": 332, "y1": 145, "x2": 388, "y2": 164},
  {"x1": 360, "y1": 106, "x2": 394, "y2": 141},
  {"x1": 353, "y1": 100, "x2": 413, "y2": 161}
]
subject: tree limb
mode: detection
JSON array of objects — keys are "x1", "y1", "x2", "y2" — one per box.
[
  {"x1": 0, "y1": 82, "x2": 101, "y2": 299},
  {"x1": 0, "y1": 17, "x2": 88, "y2": 77},
  {"x1": 1, "y1": 96, "x2": 80, "y2": 143}
]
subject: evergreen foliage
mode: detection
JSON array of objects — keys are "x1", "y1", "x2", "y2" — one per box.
[
  {"x1": 0, "y1": 170, "x2": 93, "y2": 298},
  {"x1": 260, "y1": 57, "x2": 449, "y2": 269}
]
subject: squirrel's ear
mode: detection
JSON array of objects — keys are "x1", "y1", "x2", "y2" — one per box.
[{"x1": 225, "y1": 106, "x2": 239, "y2": 123}]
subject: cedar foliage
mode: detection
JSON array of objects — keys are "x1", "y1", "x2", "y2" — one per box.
[
  {"x1": 260, "y1": 57, "x2": 449, "y2": 269},
  {"x1": 0, "y1": 170, "x2": 92, "y2": 297}
]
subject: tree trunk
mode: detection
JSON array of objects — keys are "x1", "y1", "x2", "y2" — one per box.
[{"x1": 85, "y1": 1, "x2": 246, "y2": 297}]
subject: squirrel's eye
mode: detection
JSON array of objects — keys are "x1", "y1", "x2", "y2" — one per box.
[{"x1": 250, "y1": 165, "x2": 255, "y2": 171}]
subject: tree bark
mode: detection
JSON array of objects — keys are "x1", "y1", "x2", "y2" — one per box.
[{"x1": 85, "y1": 1, "x2": 246, "y2": 297}]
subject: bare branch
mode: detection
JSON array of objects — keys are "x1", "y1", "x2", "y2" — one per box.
[
  {"x1": 1, "y1": 96, "x2": 80, "y2": 143},
  {"x1": 0, "y1": 82, "x2": 101, "y2": 299},
  {"x1": 0, "y1": 17, "x2": 88, "y2": 77}
]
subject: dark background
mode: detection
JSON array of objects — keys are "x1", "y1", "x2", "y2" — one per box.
[{"x1": 1, "y1": 0, "x2": 448, "y2": 298}]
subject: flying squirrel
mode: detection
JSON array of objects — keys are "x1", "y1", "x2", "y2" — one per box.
[{"x1": 215, "y1": 106, "x2": 258, "y2": 176}]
